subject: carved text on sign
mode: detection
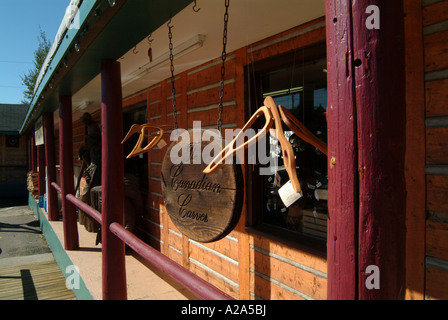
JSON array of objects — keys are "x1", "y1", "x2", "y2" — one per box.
[
  {"x1": 161, "y1": 130, "x2": 243, "y2": 243},
  {"x1": 170, "y1": 163, "x2": 222, "y2": 194}
]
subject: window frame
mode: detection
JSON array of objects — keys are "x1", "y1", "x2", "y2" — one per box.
[{"x1": 244, "y1": 41, "x2": 328, "y2": 253}]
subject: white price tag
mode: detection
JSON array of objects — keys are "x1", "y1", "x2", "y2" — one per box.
[
  {"x1": 278, "y1": 180, "x2": 303, "y2": 207},
  {"x1": 157, "y1": 138, "x2": 167, "y2": 149}
]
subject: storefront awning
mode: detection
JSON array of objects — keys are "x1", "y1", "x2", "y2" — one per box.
[{"x1": 20, "y1": 0, "x2": 192, "y2": 135}]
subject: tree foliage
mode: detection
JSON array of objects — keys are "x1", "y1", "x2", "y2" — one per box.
[{"x1": 21, "y1": 26, "x2": 51, "y2": 105}]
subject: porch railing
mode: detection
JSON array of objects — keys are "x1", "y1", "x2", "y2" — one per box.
[{"x1": 50, "y1": 182, "x2": 233, "y2": 300}]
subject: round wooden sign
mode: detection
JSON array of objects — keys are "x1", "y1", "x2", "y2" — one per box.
[{"x1": 161, "y1": 129, "x2": 244, "y2": 243}]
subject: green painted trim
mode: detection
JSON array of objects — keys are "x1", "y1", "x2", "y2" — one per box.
[
  {"x1": 20, "y1": 0, "x2": 193, "y2": 135},
  {"x1": 20, "y1": 0, "x2": 101, "y2": 134},
  {"x1": 28, "y1": 193, "x2": 94, "y2": 300}
]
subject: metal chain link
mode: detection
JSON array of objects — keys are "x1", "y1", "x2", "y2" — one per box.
[
  {"x1": 217, "y1": 0, "x2": 230, "y2": 134},
  {"x1": 168, "y1": 19, "x2": 178, "y2": 129}
]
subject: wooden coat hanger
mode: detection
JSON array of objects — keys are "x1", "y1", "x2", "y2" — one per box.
[
  {"x1": 122, "y1": 124, "x2": 171, "y2": 159},
  {"x1": 202, "y1": 106, "x2": 273, "y2": 175},
  {"x1": 278, "y1": 105, "x2": 328, "y2": 156},
  {"x1": 264, "y1": 97, "x2": 301, "y2": 193},
  {"x1": 202, "y1": 96, "x2": 328, "y2": 194}
]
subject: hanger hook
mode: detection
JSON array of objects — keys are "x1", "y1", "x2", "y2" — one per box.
[
  {"x1": 147, "y1": 34, "x2": 153, "y2": 46},
  {"x1": 193, "y1": 0, "x2": 200, "y2": 12},
  {"x1": 133, "y1": 45, "x2": 138, "y2": 54},
  {"x1": 167, "y1": 17, "x2": 173, "y2": 29}
]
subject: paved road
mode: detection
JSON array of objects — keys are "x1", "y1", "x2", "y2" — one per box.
[
  {"x1": 0, "y1": 198, "x2": 77, "y2": 300},
  {"x1": 0, "y1": 198, "x2": 51, "y2": 260}
]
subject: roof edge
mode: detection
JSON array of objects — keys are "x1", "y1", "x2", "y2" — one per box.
[{"x1": 19, "y1": 0, "x2": 103, "y2": 135}]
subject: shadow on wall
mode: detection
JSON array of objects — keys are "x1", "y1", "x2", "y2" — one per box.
[
  {"x1": 0, "y1": 166, "x2": 28, "y2": 208},
  {"x1": 0, "y1": 192, "x2": 29, "y2": 208}
]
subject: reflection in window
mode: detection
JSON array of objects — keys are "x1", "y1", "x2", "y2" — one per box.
[{"x1": 250, "y1": 42, "x2": 328, "y2": 242}]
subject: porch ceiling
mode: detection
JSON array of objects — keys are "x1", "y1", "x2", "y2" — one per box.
[
  {"x1": 20, "y1": 0, "x2": 193, "y2": 134},
  {"x1": 20, "y1": 0, "x2": 326, "y2": 133},
  {"x1": 72, "y1": 0, "x2": 325, "y2": 120}
]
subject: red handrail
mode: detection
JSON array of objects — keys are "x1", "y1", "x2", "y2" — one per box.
[
  {"x1": 109, "y1": 222, "x2": 234, "y2": 300},
  {"x1": 51, "y1": 182, "x2": 61, "y2": 193},
  {"x1": 52, "y1": 182, "x2": 101, "y2": 224},
  {"x1": 66, "y1": 194, "x2": 102, "y2": 224},
  {"x1": 50, "y1": 181, "x2": 233, "y2": 300}
]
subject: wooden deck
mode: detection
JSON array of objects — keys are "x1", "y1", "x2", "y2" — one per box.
[{"x1": 0, "y1": 259, "x2": 76, "y2": 300}]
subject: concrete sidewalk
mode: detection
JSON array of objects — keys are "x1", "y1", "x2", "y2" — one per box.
[
  {"x1": 0, "y1": 201, "x2": 50, "y2": 259},
  {"x1": 0, "y1": 199, "x2": 76, "y2": 300},
  {"x1": 17, "y1": 195, "x2": 197, "y2": 300}
]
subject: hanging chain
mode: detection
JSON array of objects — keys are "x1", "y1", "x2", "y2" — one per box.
[
  {"x1": 217, "y1": 0, "x2": 230, "y2": 134},
  {"x1": 168, "y1": 19, "x2": 178, "y2": 130}
]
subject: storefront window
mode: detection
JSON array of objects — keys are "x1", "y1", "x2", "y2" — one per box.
[{"x1": 247, "y1": 42, "x2": 327, "y2": 244}]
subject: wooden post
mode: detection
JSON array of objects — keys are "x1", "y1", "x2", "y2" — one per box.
[
  {"x1": 44, "y1": 112, "x2": 59, "y2": 221},
  {"x1": 354, "y1": 0, "x2": 406, "y2": 300},
  {"x1": 326, "y1": 0, "x2": 406, "y2": 299},
  {"x1": 101, "y1": 60, "x2": 127, "y2": 300},
  {"x1": 325, "y1": 0, "x2": 358, "y2": 300},
  {"x1": 59, "y1": 96, "x2": 79, "y2": 250}
]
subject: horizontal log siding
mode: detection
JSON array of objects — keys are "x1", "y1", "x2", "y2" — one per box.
[
  {"x1": 245, "y1": 17, "x2": 327, "y2": 300},
  {"x1": 423, "y1": 0, "x2": 448, "y2": 300},
  {"x1": 120, "y1": 18, "x2": 328, "y2": 300}
]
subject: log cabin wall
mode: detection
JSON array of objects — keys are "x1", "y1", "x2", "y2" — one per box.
[
  {"x1": 72, "y1": 118, "x2": 86, "y2": 168},
  {"x1": 0, "y1": 134, "x2": 27, "y2": 195},
  {"x1": 0, "y1": 135, "x2": 27, "y2": 167},
  {"x1": 244, "y1": 18, "x2": 327, "y2": 300},
  {"x1": 71, "y1": 110, "x2": 101, "y2": 167},
  {"x1": 422, "y1": 0, "x2": 448, "y2": 300},
  {"x1": 37, "y1": 1, "x2": 448, "y2": 300},
  {"x1": 119, "y1": 17, "x2": 328, "y2": 300},
  {"x1": 54, "y1": 111, "x2": 101, "y2": 194}
]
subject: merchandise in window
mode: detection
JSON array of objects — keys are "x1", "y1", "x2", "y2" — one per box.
[{"x1": 247, "y1": 42, "x2": 328, "y2": 243}]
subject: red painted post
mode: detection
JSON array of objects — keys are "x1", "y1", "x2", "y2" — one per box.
[
  {"x1": 59, "y1": 96, "x2": 79, "y2": 250},
  {"x1": 352, "y1": 0, "x2": 406, "y2": 300},
  {"x1": 325, "y1": 0, "x2": 358, "y2": 300},
  {"x1": 44, "y1": 112, "x2": 59, "y2": 221},
  {"x1": 37, "y1": 145, "x2": 46, "y2": 197},
  {"x1": 326, "y1": 1, "x2": 406, "y2": 299},
  {"x1": 101, "y1": 60, "x2": 127, "y2": 300}
]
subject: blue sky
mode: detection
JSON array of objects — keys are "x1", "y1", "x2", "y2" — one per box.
[{"x1": 0, "y1": 0, "x2": 70, "y2": 105}]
